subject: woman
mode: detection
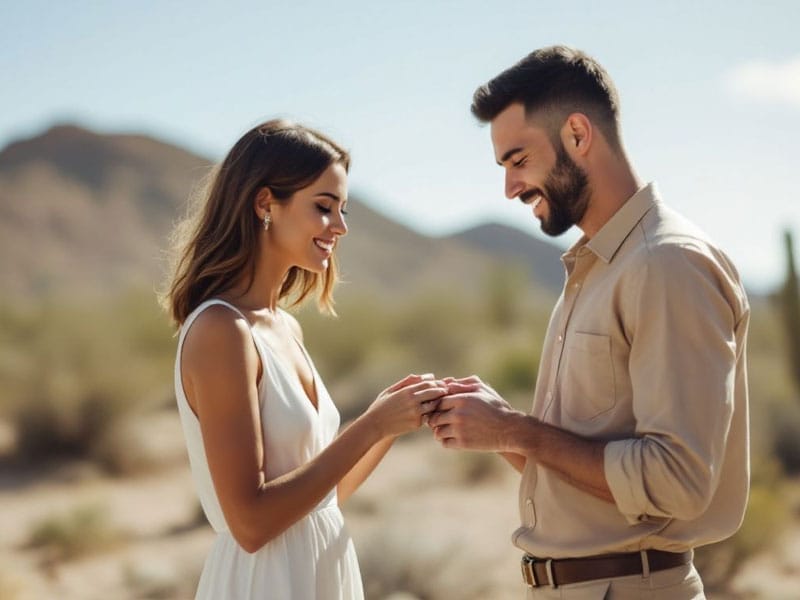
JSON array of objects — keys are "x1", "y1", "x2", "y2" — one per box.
[{"x1": 163, "y1": 120, "x2": 446, "y2": 599}]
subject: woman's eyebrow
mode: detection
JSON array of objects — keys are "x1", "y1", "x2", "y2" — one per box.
[{"x1": 315, "y1": 192, "x2": 341, "y2": 201}]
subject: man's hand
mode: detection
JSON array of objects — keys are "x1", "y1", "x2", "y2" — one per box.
[{"x1": 428, "y1": 376, "x2": 520, "y2": 452}]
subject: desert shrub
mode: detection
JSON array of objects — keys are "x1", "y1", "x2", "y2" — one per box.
[
  {"x1": 768, "y1": 399, "x2": 800, "y2": 474},
  {"x1": 300, "y1": 295, "x2": 391, "y2": 384},
  {"x1": 297, "y1": 279, "x2": 550, "y2": 420},
  {"x1": 15, "y1": 386, "x2": 128, "y2": 462},
  {"x1": 3, "y1": 289, "x2": 175, "y2": 469},
  {"x1": 123, "y1": 559, "x2": 181, "y2": 599},
  {"x1": 695, "y1": 458, "x2": 790, "y2": 591},
  {"x1": 358, "y1": 528, "x2": 490, "y2": 600},
  {"x1": 484, "y1": 265, "x2": 528, "y2": 328},
  {"x1": 26, "y1": 502, "x2": 126, "y2": 562},
  {"x1": 91, "y1": 413, "x2": 179, "y2": 476},
  {"x1": 389, "y1": 290, "x2": 478, "y2": 377},
  {"x1": 452, "y1": 451, "x2": 507, "y2": 485},
  {"x1": 487, "y1": 344, "x2": 539, "y2": 399},
  {"x1": 331, "y1": 345, "x2": 422, "y2": 420}
]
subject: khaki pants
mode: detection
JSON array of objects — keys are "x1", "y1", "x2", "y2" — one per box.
[{"x1": 525, "y1": 562, "x2": 704, "y2": 599}]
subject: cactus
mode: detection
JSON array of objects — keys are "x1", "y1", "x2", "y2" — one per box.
[{"x1": 781, "y1": 229, "x2": 800, "y2": 393}]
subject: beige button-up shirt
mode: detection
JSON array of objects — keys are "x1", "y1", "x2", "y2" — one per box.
[{"x1": 514, "y1": 183, "x2": 750, "y2": 558}]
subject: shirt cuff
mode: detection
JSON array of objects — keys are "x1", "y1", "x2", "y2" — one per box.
[{"x1": 604, "y1": 439, "x2": 649, "y2": 525}]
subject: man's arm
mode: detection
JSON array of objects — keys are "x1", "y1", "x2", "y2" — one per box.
[
  {"x1": 602, "y1": 244, "x2": 744, "y2": 523},
  {"x1": 429, "y1": 383, "x2": 613, "y2": 503}
]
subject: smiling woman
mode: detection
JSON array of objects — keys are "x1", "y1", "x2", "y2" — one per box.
[{"x1": 160, "y1": 120, "x2": 447, "y2": 599}]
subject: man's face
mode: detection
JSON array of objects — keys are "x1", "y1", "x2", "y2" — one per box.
[{"x1": 490, "y1": 103, "x2": 590, "y2": 236}]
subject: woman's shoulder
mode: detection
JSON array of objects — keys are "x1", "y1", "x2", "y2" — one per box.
[{"x1": 183, "y1": 303, "x2": 254, "y2": 361}]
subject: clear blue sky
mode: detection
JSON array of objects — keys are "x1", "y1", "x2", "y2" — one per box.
[{"x1": 2, "y1": 0, "x2": 798, "y2": 292}]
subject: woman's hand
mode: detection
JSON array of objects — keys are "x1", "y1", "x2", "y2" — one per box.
[
  {"x1": 364, "y1": 373, "x2": 448, "y2": 439},
  {"x1": 428, "y1": 375, "x2": 518, "y2": 451}
]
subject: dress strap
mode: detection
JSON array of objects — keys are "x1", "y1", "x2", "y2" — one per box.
[
  {"x1": 176, "y1": 299, "x2": 269, "y2": 413},
  {"x1": 183, "y1": 298, "x2": 252, "y2": 331}
]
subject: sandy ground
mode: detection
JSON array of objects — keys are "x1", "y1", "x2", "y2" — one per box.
[{"x1": 0, "y1": 412, "x2": 798, "y2": 599}]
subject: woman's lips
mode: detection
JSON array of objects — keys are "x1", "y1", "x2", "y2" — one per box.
[{"x1": 314, "y1": 238, "x2": 334, "y2": 253}]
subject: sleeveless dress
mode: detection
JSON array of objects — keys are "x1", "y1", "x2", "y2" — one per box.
[{"x1": 174, "y1": 299, "x2": 364, "y2": 599}]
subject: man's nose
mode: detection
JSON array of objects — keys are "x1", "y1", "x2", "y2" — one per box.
[{"x1": 505, "y1": 172, "x2": 524, "y2": 200}]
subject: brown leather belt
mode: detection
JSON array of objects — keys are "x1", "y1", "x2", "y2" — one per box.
[{"x1": 521, "y1": 549, "x2": 693, "y2": 588}]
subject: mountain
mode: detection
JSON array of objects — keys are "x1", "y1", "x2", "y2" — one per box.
[
  {"x1": 447, "y1": 222, "x2": 566, "y2": 293},
  {"x1": 0, "y1": 124, "x2": 565, "y2": 302},
  {"x1": 0, "y1": 125, "x2": 213, "y2": 298}
]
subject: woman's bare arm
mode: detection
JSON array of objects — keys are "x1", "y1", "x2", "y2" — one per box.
[{"x1": 182, "y1": 306, "x2": 444, "y2": 553}]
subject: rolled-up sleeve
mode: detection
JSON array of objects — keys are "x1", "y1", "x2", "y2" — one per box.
[{"x1": 604, "y1": 242, "x2": 741, "y2": 524}]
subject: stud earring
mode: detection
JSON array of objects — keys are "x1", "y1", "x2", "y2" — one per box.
[{"x1": 263, "y1": 213, "x2": 272, "y2": 231}]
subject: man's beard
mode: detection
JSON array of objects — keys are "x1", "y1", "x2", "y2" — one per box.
[{"x1": 539, "y1": 143, "x2": 591, "y2": 237}]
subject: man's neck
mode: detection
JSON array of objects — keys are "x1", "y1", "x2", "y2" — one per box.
[{"x1": 579, "y1": 150, "x2": 641, "y2": 239}]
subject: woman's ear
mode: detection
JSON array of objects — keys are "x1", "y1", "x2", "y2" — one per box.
[{"x1": 254, "y1": 186, "x2": 273, "y2": 222}]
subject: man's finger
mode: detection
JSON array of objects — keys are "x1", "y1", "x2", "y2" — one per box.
[
  {"x1": 437, "y1": 393, "x2": 478, "y2": 411},
  {"x1": 433, "y1": 424, "x2": 454, "y2": 441},
  {"x1": 445, "y1": 382, "x2": 480, "y2": 394}
]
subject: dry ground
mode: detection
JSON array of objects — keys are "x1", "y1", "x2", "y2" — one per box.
[{"x1": 0, "y1": 411, "x2": 798, "y2": 599}]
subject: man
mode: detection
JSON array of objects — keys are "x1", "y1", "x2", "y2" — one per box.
[{"x1": 429, "y1": 46, "x2": 749, "y2": 599}]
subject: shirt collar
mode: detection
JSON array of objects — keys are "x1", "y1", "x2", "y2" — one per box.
[{"x1": 566, "y1": 182, "x2": 660, "y2": 264}]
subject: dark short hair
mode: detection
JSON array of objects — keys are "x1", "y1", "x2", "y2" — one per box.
[{"x1": 471, "y1": 45, "x2": 622, "y2": 149}]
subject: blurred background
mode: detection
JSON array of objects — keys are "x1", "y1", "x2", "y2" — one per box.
[{"x1": 1, "y1": 1, "x2": 798, "y2": 598}]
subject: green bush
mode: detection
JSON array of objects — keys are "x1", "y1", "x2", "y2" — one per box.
[
  {"x1": 1, "y1": 289, "x2": 175, "y2": 469},
  {"x1": 358, "y1": 529, "x2": 489, "y2": 600},
  {"x1": 695, "y1": 458, "x2": 790, "y2": 591},
  {"x1": 484, "y1": 265, "x2": 528, "y2": 328},
  {"x1": 488, "y1": 345, "x2": 540, "y2": 399},
  {"x1": 769, "y1": 400, "x2": 800, "y2": 474},
  {"x1": 389, "y1": 290, "x2": 479, "y2": 376},
  {"x1": 452, "y1": 451, "x2": 506, "y2": 485},
  {"x1": 26, "y1": 503, "x2": 126, "y2": 562}
]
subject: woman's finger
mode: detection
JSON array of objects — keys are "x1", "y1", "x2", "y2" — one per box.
[{"x1": 385, "y1": 373, "x2": 423, "y2": 394}]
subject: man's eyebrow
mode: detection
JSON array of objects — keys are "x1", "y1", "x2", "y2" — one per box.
[{"x1": 497, "y1": 147, "x2": 524, "y2": 166}]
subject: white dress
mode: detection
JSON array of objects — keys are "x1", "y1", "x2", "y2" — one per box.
[{"x1": 175, "y1": 299, "x2": 364, "y2": 599}]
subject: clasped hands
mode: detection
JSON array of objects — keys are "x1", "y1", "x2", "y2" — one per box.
[{"x1": 417, "y1": 374, "x2": 518, "y2": 452}]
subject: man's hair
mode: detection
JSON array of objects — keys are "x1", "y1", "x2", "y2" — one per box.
[{"x1": 471, "y1": 45, "x2": 622, "y2": 150}]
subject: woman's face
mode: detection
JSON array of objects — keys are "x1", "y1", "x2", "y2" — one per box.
[{"x1": 267, "y1": 162, "x2": 349, "y2": 273}]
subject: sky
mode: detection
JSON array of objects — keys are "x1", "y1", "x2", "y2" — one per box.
[{"x1": 2, "y1": 0, "x2": 799, "y2": 292}]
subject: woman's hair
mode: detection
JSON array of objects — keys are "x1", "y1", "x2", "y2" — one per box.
[{"x1": 162, "y1": 119, "x2": 350, "y2": 324}]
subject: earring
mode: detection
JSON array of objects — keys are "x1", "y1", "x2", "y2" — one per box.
[{"x1": 263, "y1": 213, "x2": 272, "y2": 231}]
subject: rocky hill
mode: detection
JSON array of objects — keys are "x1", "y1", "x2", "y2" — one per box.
[{"x1": 0, "y1": 124, "x2": 565, "y2": 302}]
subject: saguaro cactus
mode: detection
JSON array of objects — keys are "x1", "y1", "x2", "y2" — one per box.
[{"x1": 781, "y1": 229, "x2": 800, "y2": 393}]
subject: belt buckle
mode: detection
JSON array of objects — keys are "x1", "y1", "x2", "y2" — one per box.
[{"x1": 521, "y1": 555, "x2": 539, "y2": 587}]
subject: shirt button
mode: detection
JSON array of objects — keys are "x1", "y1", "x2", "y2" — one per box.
[
  {"x1": 557, "y1": 334, "x2": 563, "y2": 343},
  {"x1": 526, "y1": 498, "x2": 536, "y2": 526}
]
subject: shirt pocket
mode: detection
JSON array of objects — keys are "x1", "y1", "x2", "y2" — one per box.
[{"x1": 560, "y1": 332, "x2": 616, "y2": 421}]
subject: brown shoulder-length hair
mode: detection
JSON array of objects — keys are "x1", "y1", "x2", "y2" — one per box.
[{"x1": 163, "y1": 119, "x2": 350, "y2": 325}]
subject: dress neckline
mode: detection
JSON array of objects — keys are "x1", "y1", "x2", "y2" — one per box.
[{"x1": 255, "y1": 329, "x2": 321, "y2": 416}]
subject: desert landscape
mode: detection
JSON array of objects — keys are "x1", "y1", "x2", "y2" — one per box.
[
  {"x1": 1, "y1": 124, "x2": 800, "y2": 599},
  {"x1": 2, "y1": 420, "x2": 800, "y2": 599}
]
